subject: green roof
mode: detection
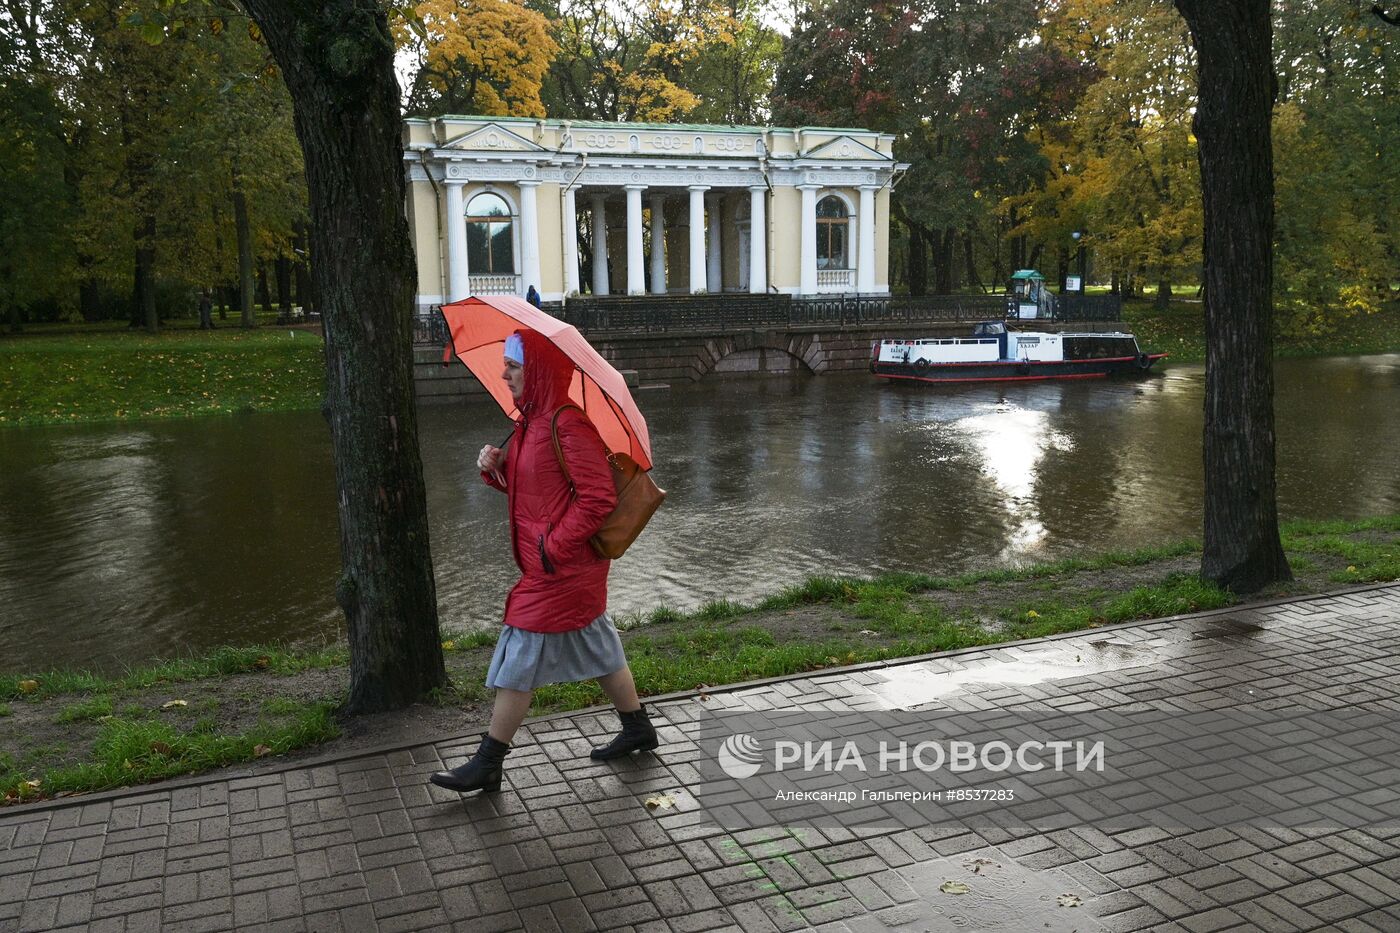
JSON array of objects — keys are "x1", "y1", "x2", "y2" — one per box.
[
  {"x1": 1010, "y1": 269, "x2": 1045, "y2": 280},
  {"x1": 405, "y1": 114, "x2": 881, "y2": 136}
]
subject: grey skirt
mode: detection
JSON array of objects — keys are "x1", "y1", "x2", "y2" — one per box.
[{"x1": 485, "y1": 613, "x2": 627, "y2": 692}]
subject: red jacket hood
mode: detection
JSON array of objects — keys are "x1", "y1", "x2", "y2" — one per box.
[{"x1": 515, "y1": 328, "x2": 575, "y2": 418}]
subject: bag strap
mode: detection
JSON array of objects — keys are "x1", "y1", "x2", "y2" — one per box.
[{"x1": 550, "y1": 405, "x2": 582, "y2": 493}]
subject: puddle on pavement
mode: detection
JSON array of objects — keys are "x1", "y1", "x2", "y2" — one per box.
[
  {"x1": 863, "y1": 615, "x2": 1268, "y2": 709},
  {"x1": 845, "y1": 849, "x2": 1106, "y2": 932},
  {"x1": 865, "y1": 641, "x2": 1155, "y2": 708}
]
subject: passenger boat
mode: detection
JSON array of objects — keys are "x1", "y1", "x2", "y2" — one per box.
[{"x1": 870, "y1": 322, "x2": 1167, "y2": 384}]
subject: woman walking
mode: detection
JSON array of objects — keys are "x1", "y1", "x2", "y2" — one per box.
[{"x1": 431, "y1": 329, "x2": 658, "y2": 794}]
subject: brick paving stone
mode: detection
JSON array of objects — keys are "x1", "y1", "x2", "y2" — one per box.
[{"x1": 4, "y1": 585, "x2": 1400, "y2": 930}]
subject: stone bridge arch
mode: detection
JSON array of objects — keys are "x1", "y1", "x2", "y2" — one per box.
[{"x1": 700, "y1": 331, "x2": 823, "y2": 378}]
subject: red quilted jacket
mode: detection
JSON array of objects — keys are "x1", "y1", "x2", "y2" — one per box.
[{"x1": 482, "y1": 330, "x2": 617, "y2": 633}]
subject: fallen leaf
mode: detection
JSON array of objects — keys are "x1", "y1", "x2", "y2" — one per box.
[
  {"x1": 940, "y1": 880, "x2": 970, "y2": 895},
  {"x1": 23, "y1": 780, "x2": 40, "y2": 791},
  {"x1": 18, "y1": 680, "x2": 38, "y2": 694},
  {"x1": 150, "y1": 741, "x2": 173, "y2": 756},
  {"x1": 254, "y1": 656, "x2": 271, "y2": 669},
  {"x1": 1026, "y1": 610, "x2": 1040, "y2": 619},
  {"x1": 161, "y1": 699, "x2": 188, "y2": 709},
  {"x1": 1057, "y1": 893, "x2": 1082, "y2": 907},
  {"x1": 253, "y1": 744, "x2": 272, "y2": 758},
  {"x1": 123, "y1": 759, "x2": 134, "y2": 770},
  {"x1": 644, "y1": 792, "x2": 676, "y2": 811},
  {"x1": 858, "y1": 629, "x2": 878, "y2": 636},
  {"x1": 441, "y1": 640, "x2": 456, "y2": 651}
]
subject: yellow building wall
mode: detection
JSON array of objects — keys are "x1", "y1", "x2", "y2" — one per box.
[
  {"x1": 769, "y1": 187, "x2": 802, "y2": 292},
  {"x1": 408, "y1": 179, "x2": 443, "y2": 303},
  {"x1": 535, "y1": 182, "x2": 564, "y2": 297},
  {"x1": 876, "y1": 188, "x2": 891, "y2": 288}
]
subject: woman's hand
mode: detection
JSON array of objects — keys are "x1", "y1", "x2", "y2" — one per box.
[{"x1": 478, "y1": 445, "x2": 506, "y2": 473}]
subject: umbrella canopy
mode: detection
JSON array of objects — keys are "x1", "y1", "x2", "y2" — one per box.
[{"x1": 440, "y1": 296, "x2": 655, "y2": 470}]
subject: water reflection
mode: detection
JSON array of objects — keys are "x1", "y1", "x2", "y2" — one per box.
[{"x1": 1, "y1": 355, "x2": 1397, "y2": 673}]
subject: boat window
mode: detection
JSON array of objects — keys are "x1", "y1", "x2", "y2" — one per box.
[{"x1": 816, "y1": 196, "x2": 849, "y2": 269}]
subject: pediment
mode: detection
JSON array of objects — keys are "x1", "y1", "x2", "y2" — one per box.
[
  {"x1": 443, "y1": 123, "x2": 545, "y2": 153},
  {"x1": 802, "y1": 135, "x2": 887, "y2": 161}
]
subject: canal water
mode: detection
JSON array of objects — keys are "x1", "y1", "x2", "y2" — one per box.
[{"x1": 2, "y1": 354, "x2": 1397, "y2": 673}]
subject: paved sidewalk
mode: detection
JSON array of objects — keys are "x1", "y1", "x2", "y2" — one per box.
[{"x1": 3, "y1": 585, "x2": 1400, "y2": 932}]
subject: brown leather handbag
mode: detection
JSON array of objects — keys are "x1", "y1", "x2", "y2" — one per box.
[{"x1": 551, "y1": 406, "x2": 666, "y2": 559}]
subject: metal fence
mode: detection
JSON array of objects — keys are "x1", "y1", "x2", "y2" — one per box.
[
  {"x1": 415, "y1": 291, "x2": 1121, "y2": 345},
  {"x1": 1054, "y1": 293, "x2": 1123, "y2": 322}
]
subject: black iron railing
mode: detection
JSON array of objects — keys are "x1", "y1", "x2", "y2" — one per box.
[
  {"x1": 1055, "y1": 293, "x2": 1123, "y2": 322},
  {"x1": 414, "y1": 308, "x2": 450, "y2": 347},
  {"x1": 415, "y1": 291, "x2": 1121, "y2": 345}
]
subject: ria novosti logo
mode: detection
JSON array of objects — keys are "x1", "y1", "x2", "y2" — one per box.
[
  {"x1": 715, "y1": 733, "x2": 1104, "y2": 776},
  {"x1": 717, "y1": 733, "x2": 765, "y2": 778}
]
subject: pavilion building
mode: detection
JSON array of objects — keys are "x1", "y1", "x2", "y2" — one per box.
[{"x1": 402, "y1": 116, "x2": 905, "y2": 313}]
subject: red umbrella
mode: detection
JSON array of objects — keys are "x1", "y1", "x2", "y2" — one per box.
[{"x1": 440, "y1": 296, "x2": 655, "y2": 470}]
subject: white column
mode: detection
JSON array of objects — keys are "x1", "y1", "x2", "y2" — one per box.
[
  {"x1": 590, "y1": 193, "x2": 609, "y2": 295},
  {"x1": 706, "y1": 194, "x2": 722, "y2": 290},
  {"x1": 689, "y1": 186, "x2": 708, "y2": 294},
  {"x1": 858, "y1": 185, "x2": 877, "y2": 293},
  {"x1": 518, "y1": 181, "x2": 541, "y2": 298},
  {"x1": 748, "y1": 185, "x2": 767, "y2": 294},
  {"x1": 562, "y1": 186, "x2": 580, "y2": 297},
  {"x1": 648, "y1": 193, "x2": 667, "y2": 295},
  {"x1": 445, "y1": 180, "x2": 469, "y2": 301},
  {"x1": 626, "y1": 185, "x2": 646, "y2": 295},
  {"x1": 799, "y1": 184, "x2": 819, "y2": 296}
]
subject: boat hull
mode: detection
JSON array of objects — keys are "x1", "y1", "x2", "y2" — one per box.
[{"x1": 871, "y1": 354, "x2": 1166, "y2": 384}]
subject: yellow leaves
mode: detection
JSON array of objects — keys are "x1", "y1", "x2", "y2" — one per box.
[
  {"x1": 1026, "y1": 610, "x2": 1040, "y2": 619},
  {"x1": 161, "y1": 699, "x2": 188, "y2": 710},
  {"x1": 18, "y1": 680, "x2": 39, "y2": 694},
  {"x1": 403, "y1": 0, "x2": 557, "y2": 117},
  {"x1": 253, "y1": 744, "x2": 273, "y2": 758}
]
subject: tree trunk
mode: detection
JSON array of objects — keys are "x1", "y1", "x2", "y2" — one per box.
[
  {"x1": 218, "y1": 285, "x2": 230, "y2": 321},
  {"x1": 134, "y1": 212, "x2": 158, "y2": 333},
  {"x1": 256, "y1": 260, "x2": 272, "y2": 315},
  {"x1": 962, "y1": 232, "x2": 984, "y2": 293},
  {"x1": 1155, "y1": 279, "x2": 1173, "y2": 310},
  {"x1": 233, "y1": 169, "x2": 256, "y2": 329},
  {"x1": 199, "y1": 288, "x2": 215, "y2": 329},
  {"x1": 276, "y1": 255, "x2": 293, "y2": 321},
  {"x1": 241, "y1": 0, "x2": 445, "y2": 714},
  {"x1": 293, "y1": 221, "x2": 314, "y2": 315},
  {"x1": 933, "y1": 227, "x2": 954, "y2": 294},
  {"x1": 1175, "y1": 0, "x2": 1291, "y2": 593},
  {"x1": 79, "y1": 278, "x2": 101, "y2": 322},
  {"x1": 907, "y1": 224, "x2": 927, "y2": 296}
]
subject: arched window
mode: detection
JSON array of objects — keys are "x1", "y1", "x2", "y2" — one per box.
[
  {"x1": 816, "y1": 195, "x2": 849, "y2": 269},
  {"x1": 466, "y1": 192, "x2": 515, "y2": 274}
]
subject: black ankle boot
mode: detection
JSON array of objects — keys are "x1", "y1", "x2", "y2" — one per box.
[
  {"x1": 591, "y1": 704, "x2": 659, "y2": 760},
  {"x1": 430, "y1": 734, "x2": 510, "y2": 793}
]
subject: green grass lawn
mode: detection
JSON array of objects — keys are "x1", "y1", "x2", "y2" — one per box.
[
  {"x1": 0, "y1": 322, "x2": 325, "y2": 427},
  {"x1": 1123, "y1": 295, "x2": 1400, "y2": 363}
]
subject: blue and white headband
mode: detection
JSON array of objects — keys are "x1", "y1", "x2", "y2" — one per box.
[{"x1": 503, "y1": 333, "x2": 524, "y2": 365}]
